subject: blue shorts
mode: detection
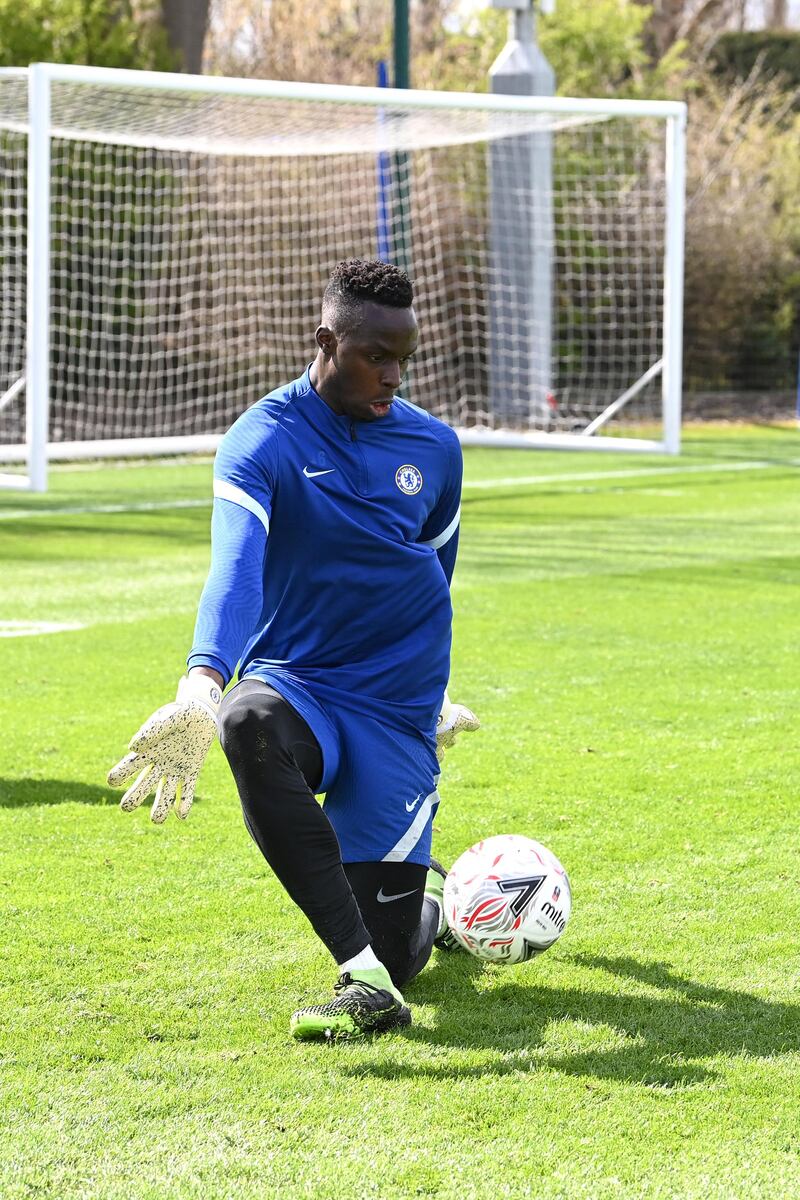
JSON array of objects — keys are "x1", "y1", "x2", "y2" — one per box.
[{"x1": 255, "y1": 670, "x2": 441, "y2": 867}]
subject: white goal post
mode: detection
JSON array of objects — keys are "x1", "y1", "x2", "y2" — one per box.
[{"x1": 0, "y1": 63, "x2": 686, "y2": 491}]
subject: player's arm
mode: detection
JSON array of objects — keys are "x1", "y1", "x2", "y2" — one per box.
[
  {"x1": 418, "y1": 425, "x2": 462, "y2": 582},
  {"x1": 108, "y1": 410, "x2": 274, "y2": 822},
  {"x1": 187, "y1": 491, "x2": 270, "y2": 687},
  {"x1": 418, "y1": 428, "x2": 480, "y2": 760}
]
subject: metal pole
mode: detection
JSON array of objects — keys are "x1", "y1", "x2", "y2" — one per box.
[
  {"x1": 391, "y1": 0, "x2": 412, "y2": 279},
  {"x1": 393, "y1": 0, "x2": 410, "y2": 90},
  {"x1": 392, "y1": 0, "x2": 412, "y2": 402},
  {"x1": 376, "y1": 61, "x2": 391, "y2": 262},
  {"x1": 488, "y1": 1, "x2": 555, "y2": 427},
  {"x1": 663, "y1": 110, "x2": 686, "y2": 455}
]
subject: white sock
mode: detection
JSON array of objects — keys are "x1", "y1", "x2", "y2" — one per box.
[{"x1": 338, "y1": 945, "x2": 382, "y2": 974}]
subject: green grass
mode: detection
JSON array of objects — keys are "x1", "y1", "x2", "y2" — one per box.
[{"x1": 2, "y1": 424, "x2": 800, "y2": 1199}]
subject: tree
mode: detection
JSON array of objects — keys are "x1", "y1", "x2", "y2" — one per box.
[
  {"x1": 204, "y1": 0, "x2": 389, "y2": 83},
  {"x1": 537, "y1": 0, "x2": 689, "y2": 99},
  {"x1": 0, "y1": 0, "x2": 176, "y2": 70},
  {"x1": 161, "y1": 0, "x2": 210, "y2": 73},
  {"x1": 202, "y1": 0, "x2": 690, "y2": 98},
  {"x1": 682, "y1": 72, "x2": 800, "y2": 394}
]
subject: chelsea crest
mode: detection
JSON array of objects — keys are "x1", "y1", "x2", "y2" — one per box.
[{"x1": 395, "y1": 464, "x2": 423, "y2": 495}]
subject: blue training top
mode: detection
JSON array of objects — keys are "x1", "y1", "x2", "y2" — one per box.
[{"x1": 188, "y1": 367, "x2": 463, "y2": 750}]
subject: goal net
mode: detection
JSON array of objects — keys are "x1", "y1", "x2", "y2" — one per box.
[{"x1": 0, "y1": 64, "x2": 686, "y2": 490}]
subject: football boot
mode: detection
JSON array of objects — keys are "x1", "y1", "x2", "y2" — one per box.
[{"x1": 290, "y1": 966, "x2": 411, "y2": 1041}]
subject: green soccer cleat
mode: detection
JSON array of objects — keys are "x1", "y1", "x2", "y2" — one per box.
[
  {"x1": 427, "y1": 858, "x2": 461, "y2": 951},
  {"x1": 290, "y1": 966, "x2": 412, "y2": 1041}
]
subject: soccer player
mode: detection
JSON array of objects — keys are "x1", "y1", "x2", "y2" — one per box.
[{"x1": 108, "y1": 259, "x2": 479, "y2": 1040}]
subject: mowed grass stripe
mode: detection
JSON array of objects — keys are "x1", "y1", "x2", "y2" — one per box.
[{"x1": 0, "y1": 454, "x2": 796, "y2": 520}]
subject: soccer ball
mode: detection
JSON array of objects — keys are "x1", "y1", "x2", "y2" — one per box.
[{"x1": 443, "y1": 834, "x2": 571, "y2": 964}]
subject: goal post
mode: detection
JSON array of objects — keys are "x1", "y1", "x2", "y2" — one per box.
[
  {"x1": 0, "y1": 68, "x2": 35, "y2": 489},
  {"x1": 0, "y1": 63, "x2": 687, "y2": 490}
]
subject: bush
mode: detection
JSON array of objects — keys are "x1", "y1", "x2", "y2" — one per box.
[
  {"x1": 683, "y1": 73, "x2": 800, "y2": 395},
  {"x1": 0, "y1": 0, "x2": 176, "y2": 71},
  {"x1": 710, "y1": 32, "x2": 800, "y2": 94}
]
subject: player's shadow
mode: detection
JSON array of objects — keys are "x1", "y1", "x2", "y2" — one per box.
[
  {"x1": 0, "y1": 777, "x2": 117, "y2": 808},
  {"x1": 346, "y1": 952, "x2": 800, "y2": 1088},
  {"x1": 0, "y1": 776, "x2": 211, "y2": 812}
]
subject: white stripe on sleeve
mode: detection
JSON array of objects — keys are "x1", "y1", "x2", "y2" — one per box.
[
  {"x1": 213, "y1": 478, "x2": 270, "y2": 535},
  {"x1": 420, "y1": 506, "x2": 460, "y2": 551}
]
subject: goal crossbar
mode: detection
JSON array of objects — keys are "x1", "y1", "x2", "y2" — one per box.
[{"x1": 24, "y1": 62, "x2": 688, "y2": 118}]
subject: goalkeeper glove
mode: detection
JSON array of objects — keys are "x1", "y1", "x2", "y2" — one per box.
[
  {"x1": 436, "y1": 690, "x2": 480, "y2": 762},
  {"x1": 107, "y1": 673, "x2": 221, "y2": 823}
]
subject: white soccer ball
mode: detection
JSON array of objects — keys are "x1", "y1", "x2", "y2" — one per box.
[{"x1": 443, "y1": 834, "x2": 571, "y2": 964}]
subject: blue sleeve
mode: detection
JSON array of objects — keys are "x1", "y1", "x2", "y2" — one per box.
[
  {"x1": 187, "y1": 502, "x2": 267, "y2": 686},
  {"x1": 187, "y1": 404, "x2": 277, "y2": 686},
  {"x1": 418, "y1": 427, "x2": 462, "y2": 587}
]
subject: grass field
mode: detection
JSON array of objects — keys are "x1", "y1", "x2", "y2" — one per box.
[{"x1": 2, "y1": 424, "x2": 800, "y2": 1199}]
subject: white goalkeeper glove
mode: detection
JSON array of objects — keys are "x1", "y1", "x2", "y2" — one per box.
[
  {"x1": 436, "y1": 690, "x2": 480, "y2": 762},
  {"x1": 107, "y1": 673, "x2": 222, "y2": 823}
]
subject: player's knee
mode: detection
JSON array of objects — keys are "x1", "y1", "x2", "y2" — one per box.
[{"x1": 218, "y1": 693, "x2": 291, "y2": 769}]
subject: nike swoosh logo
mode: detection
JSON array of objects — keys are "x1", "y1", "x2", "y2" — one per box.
[
  {"x1": 405, "y1": 792, "x2": 423, "y2": 813},
  {"x1": 303, "y1": 466, "x2": 336, "y2": 478},
  {"x1": 377, "y1": 887, "x2": 419, "y2": 904}
]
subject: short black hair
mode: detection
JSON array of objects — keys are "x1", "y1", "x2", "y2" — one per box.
[{"x1": 322, "y1": 258, "x2": 414, "y2": 334}]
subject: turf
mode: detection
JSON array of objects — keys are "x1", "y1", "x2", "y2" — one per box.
[{"x1": 2, "y1": 424, "x2": 799, "y2": 1199}]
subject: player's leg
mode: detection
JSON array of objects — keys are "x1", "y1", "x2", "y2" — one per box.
[
  {"x1": 319, "y1": 714, "x2": 447, "y2": 988},
  {"x1": 343, "y1": 860, "x2": 442, "y2": 987},
  {"x1": 218, "y1": 680, "x2": 410, "y2": 1037},
  {"x1": 220, "y1": 679, "x2": 366, "y2": 958}
]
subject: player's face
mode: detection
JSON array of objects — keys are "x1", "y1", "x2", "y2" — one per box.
[{"x1": 320, "y1": 302, "x2": 418, "y2": 422}]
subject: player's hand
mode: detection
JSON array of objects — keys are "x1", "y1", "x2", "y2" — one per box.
[
  {"x1": 436, "y1": 690, "x2": 480, "y2": 762},
  {"x1": 107, "y1": 673, "x2": 222, "y2": 823}
]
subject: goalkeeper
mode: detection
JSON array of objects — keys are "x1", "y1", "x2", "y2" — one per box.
[{"x1": 108, "y1": 259, "x2": 478, "y2": 1040}]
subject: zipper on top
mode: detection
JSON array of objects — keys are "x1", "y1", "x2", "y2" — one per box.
[{"x1": 348, "y1": 420, "x2": 369, "y2": 495}]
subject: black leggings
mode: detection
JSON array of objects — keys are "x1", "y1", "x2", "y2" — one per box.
[{"x1": 218, "y1": 678, "x2": 439, "y2": 987}]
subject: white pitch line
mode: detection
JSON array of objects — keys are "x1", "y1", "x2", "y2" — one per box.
[
  {"x1": 0, "y1": 498, "x2": 211, "y2": 521},
  {"x1": 0, "y1": 620, "x2": 87, "y2": 637},
  {"x1": 0, "y1": 458, "x2": 794, "y2": 520}
]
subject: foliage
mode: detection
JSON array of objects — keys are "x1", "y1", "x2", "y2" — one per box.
[
  {"x1": 4, "y1": 0, "x2": 798, "y2": 402},
  {"x1": 538, "y1": 0, "x2": 690, "y2": 100},
  {"x1": 710, "y1": 31, "x2": 800, "y2": 92},
  {"x1": 204, "y1": 0, "x2": 691, "y2": 100},
  {"x1": 205, "y1": 0, "x2": 390, "y2": 85},
  {"x1": 418, "y1": 0, "x2": 692, "y2": 99},
  {"x1": 406, "y1": 8, "x2": 489, "y2": 92},
  {"x1": 0, "y1": 0, "x2": 177, "y2": 71},
  {"x1": 684, "y1": 72, "x2": 800, "y2": 393}
]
